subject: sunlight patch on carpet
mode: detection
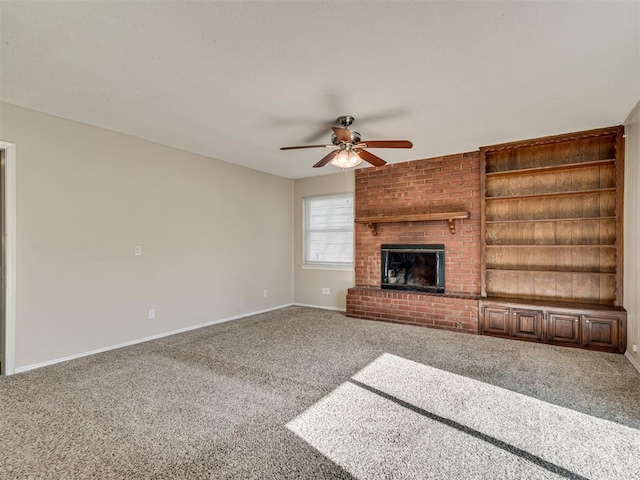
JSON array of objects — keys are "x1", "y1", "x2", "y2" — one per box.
[{"x1": 286, "y1": 353, "x2": 640, "y2": 480}]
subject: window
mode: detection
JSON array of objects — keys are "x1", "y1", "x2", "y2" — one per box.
[{"x1": 303, "y1": 193, "x2": 354, "y2": 267}]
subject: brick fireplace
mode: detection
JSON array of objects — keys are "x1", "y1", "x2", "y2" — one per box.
[{"x1": 346, "y1": 152, "x2": 482, "y2": 333}]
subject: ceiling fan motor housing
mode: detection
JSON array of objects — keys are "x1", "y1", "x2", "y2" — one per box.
[{"x1": 331, "y1": 130, "x2": 361, "y2": 146}]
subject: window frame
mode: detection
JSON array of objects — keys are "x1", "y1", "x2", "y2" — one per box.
[{"x1": 302, "y1": 192, "x2": 355, "y2": 271}]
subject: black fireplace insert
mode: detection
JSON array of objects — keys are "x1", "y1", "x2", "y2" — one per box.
[{"x1": 381, "y1": 244, "x2": 445, "y2": 293}]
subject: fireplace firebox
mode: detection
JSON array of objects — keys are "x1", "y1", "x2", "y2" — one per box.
[{"x1": 381, "y1": 244, "x2": 445, "y2": 293}]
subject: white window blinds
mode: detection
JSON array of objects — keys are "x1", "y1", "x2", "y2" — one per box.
[{"x1": 304, "y1": 193, "x2": 354, "y2": 266}]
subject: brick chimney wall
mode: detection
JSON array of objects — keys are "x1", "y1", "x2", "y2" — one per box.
[{"x1": 346, "y1": 152, "x2": 482, "y2": 333}]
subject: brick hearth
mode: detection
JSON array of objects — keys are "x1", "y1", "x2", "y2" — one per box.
[{"x1": 346, "y1": 152, "x2": 482, "y2": 333}]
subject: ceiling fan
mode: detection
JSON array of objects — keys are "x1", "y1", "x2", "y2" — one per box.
[{"x1": 280, "y1": 115, "x2": 413, "y2": 169}]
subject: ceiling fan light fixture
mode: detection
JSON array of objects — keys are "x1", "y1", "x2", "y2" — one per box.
[{"x1": 331, "y1": 149, "x2": 363, "y2": 169}]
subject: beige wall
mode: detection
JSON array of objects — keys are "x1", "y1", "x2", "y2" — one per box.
[
  {"x1": 624, "y1": 100, "x2": 640, "y2": 371},
  {"x1": 0, "y1": 103, "x2": 293, "y2": 369},
  {"x1": 293, "y1": 172, "x2": 355, "y2": 310}
]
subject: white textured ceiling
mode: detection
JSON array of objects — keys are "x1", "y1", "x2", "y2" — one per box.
[{"x1": 1, "y1": 1, "x2": 639, "y2": 179}]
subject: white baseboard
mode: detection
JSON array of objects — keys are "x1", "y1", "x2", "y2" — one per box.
[
  {"x1": 14, "y1": 303, "x2": 294, "y2": 374},
  {"x1": 293, "y1": 303, "x2": 346, "y2": 312},
  {"x1": 625, "y1": 351, "x2": 640, "y2": 373}
]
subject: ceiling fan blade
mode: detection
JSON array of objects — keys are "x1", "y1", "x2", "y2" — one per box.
[
  {"x1": 332, "y1": 127, "x2": 352, "y2": 143},
  {"x1": 356, "y1": 140, "x2": 413, "y2": 149},
  {"x1": 356, "y1": 149, "x2": 386, "y2": 167},
  {"x1": 313, "y1": 150, "x2": 338, "y2": 168},
  {"x1": 280, "y1": 144, "x2": 333, "y2": 150}
]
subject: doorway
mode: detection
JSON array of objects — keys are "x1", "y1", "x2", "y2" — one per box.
[{"x1": 0, "y1": 141, "x2": 16, "y2": 375}]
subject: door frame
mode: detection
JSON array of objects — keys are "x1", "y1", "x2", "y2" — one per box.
[{"x1": 0, "y1": 141, "x2": 16, "y2": 375}]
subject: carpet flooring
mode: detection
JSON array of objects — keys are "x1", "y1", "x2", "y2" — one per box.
[{"x1": 1, "y1": 306, "x2": 639, "y2": 479}]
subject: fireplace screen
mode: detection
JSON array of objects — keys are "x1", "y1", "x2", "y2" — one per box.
[{"x1": 381, "y1": 244, "x2": 445, "y2": 293}]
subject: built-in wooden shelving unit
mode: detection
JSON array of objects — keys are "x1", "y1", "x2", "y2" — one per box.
[
  {"x1": 479, "y1": 126, "x2": 627, "y2": 353},
  {"x1": 481, "y1": 126, "x2": 624, "y2": 305},
  {"x1": 355, "y1": 211, "x2": 469, "y2": 235}
]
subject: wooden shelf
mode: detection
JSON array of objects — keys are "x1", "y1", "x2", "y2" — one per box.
[
  {"x1": 485, "y1": 216, "x2": 616, "y2": 224},
  {"x1": 355, "y1": 211, "x2": 469, "y2": 236},
  {"x1": 485, "y1": 188, "x2": 615, "y2": 201},
  {"x1": 481, "y1": 296, "x2": 627, "y2": 312},
  {"x1": 486, "y1": 159, "x2": 614, "y2": 177},
  {"x1": 485, "y1": 244, "x2": 615, "y2": 248},
  {"x1": 486, "y1": 268, "x2": 615, "y2": 274}
]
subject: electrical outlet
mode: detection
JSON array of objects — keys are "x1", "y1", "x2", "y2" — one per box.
[
  {"x1": 321, "y1": 288, "x2": 331, "y2": 295},
  {"x1": 134, "y1": 245, "x2": 142, "y2": 256},
  {"x1": 633, "y1": 344, "x2": 638, "y2": 353},
  {"x1": 263, "y1": 290, "x2": 268, "y2": 298},
  {"x1": 456, "y1": 320, "x2": 463, "y2": 328},
  {"x1": 148, "y1": 308, "x2": 155, "y2": 319}
]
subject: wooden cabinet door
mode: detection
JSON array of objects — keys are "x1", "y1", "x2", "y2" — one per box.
[
  {"x1": 581, "y1": 315, "x2": 621, "y2": 351},
  {"x1": 482, "y1": 306, "x2": 510, "y2": 336},
  {"x1": 547, "y1": 312, "x2": 581, "y2": 345},
  {"x1": 512, "y1": 309, "x2": 543, "y2": 341}
]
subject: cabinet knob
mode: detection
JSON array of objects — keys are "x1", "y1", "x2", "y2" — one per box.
[{"x1": 575, "y1": 318, "x2": 579, "y2": 322}]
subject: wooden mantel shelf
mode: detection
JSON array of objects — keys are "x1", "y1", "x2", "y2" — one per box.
[{"x1": 355, "y1": 211, "x2": 470, "y2": 236}]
